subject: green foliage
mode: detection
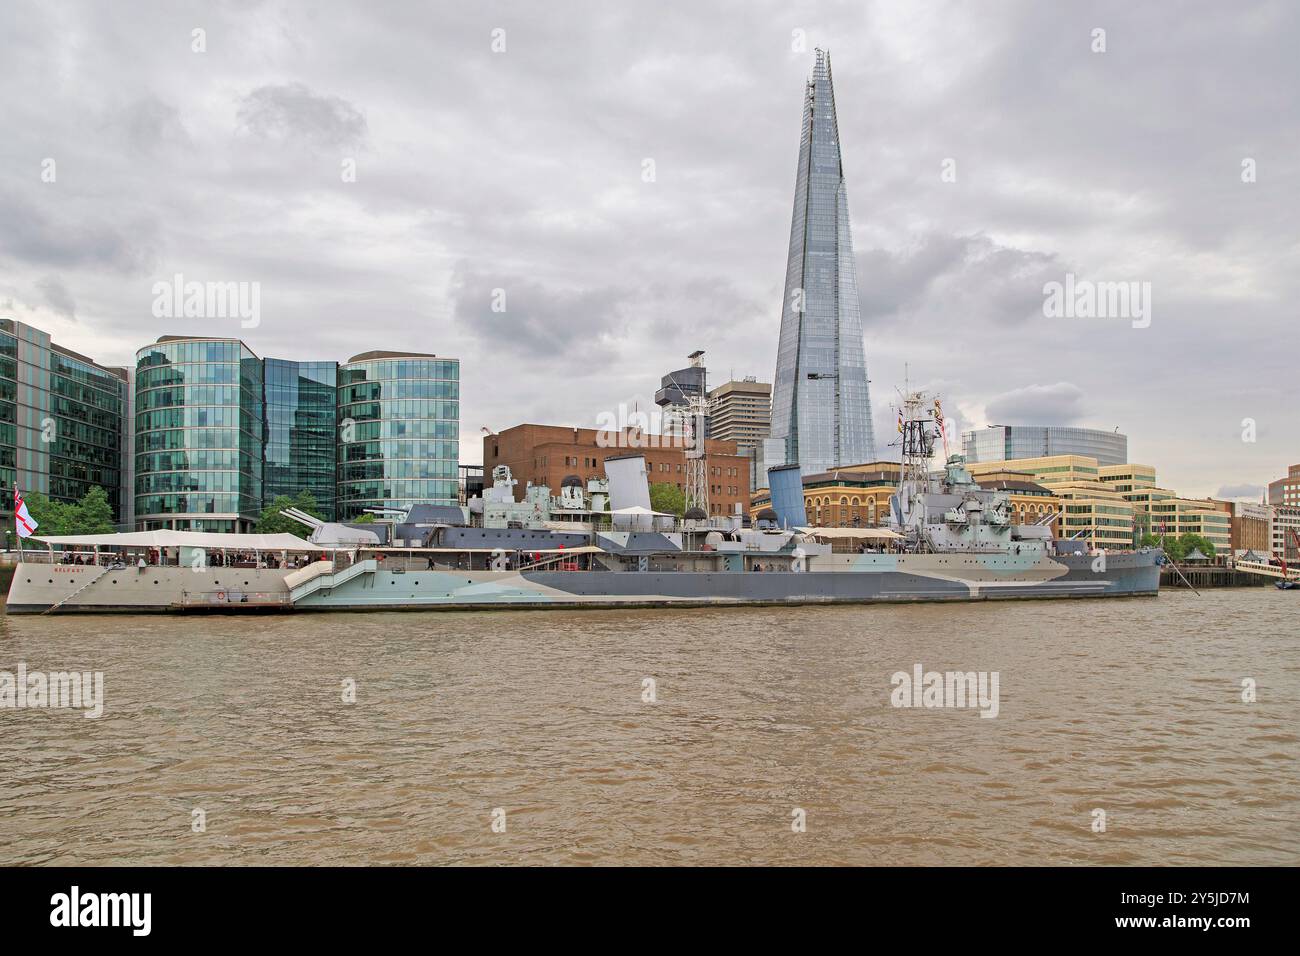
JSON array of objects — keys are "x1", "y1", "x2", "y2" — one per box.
[
  {"x1": 1138, "y1": 532, "x2": 1161, "y2": 549},
  {"x1": 17, "y1": 487, "x2": 117, "y2": 540},
  {"x1": 1176, "y1": 532, "x2": 1215, "y2": 559},
  {"x1": 352, "y1": 513, "x2": 376, "y2": 523},
  {"x1": 1150, "y1": 531, "x2": 1216, "y2": 562},
  {"x1": 1155, "y1": 533, "x2": 1185, "y2": 561},
  {"x1": 76, "y1": 486, "x2": 116, "y2": 534},
  {"x1": 253, "y1": 491, "x2": 324, "y2": 535},
  {"x1": 649, "y1": 482, "x2": 685, "y2": 518}
]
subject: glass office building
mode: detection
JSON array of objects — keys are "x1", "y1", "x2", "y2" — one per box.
[
  {"x1": 963, "y1": 426, "x2": 1128, "y2": 467},
  {"x1": 48, "y1": 347, "x2": 128, "y2": 515},
  {"x1": 134, "y1": 337, "x2": 265, "y2": 532},
  {"x1": 771, "y1": 49, "x2": 876, "y2": 474},
  {"x1": 3, "y1": 325, "x2": 460, "y2": 533},
  {"x1": 336, "y1": 351, "x2": 459, "y2": 519},
  {"x1": 264, "y1": 358, "x2": 338, "y2": 519},
  {"x1": 1, "y1": 318, "x2": 129, "y2": 525}
]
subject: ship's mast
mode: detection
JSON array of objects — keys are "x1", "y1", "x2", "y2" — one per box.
[
  {"x1": 681, "y1": 351, "x2": 712, "y2": 518},
  {"x1": 894, "y1": 387, "x2": 940, "y2": 547}
]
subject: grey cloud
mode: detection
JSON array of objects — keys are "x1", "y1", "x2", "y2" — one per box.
[
  {"x1": 984, "y1": 382, "x2": 1088, "y2": 426},
  {"x1": 0, "y1": 0, "x2": 1295, "y2": 495},
  {"x1": 1216, "y1": 483, "x2": 1265, "y2": 501},
  {"x1": 36, "y1": 276, "x2": 77, "y2": 318},
  {"x1": 450, "y1": 268, "x2": 628, "y2": 360},
  {"x1": 858, "y1": 234, "x2": 1061, "y2": 329},
  {"x1": 236, "y1": 83, "x2": 368, "y2": 150},
  {"x1": 116, "y1": 96, "x2": 190, "y2": 151},
  {"x1": 0, "y1": 190, "x2": 155, "y2": 274}
]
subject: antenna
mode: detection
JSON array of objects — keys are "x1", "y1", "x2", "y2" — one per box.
[{"x1": 663, "y1": 351, "x2": 716, "y2": 517}]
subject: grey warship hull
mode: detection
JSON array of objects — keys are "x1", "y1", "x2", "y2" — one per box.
[{"x1": 3, "y1": 546, "x2": 1160, "y2": 614}]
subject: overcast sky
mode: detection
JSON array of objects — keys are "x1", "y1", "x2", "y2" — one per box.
[{"x1": 2, "y1": 0, "x2": 1296, "y2": 498}]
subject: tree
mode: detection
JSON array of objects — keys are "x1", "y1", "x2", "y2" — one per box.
[
  {"x1": 352, "y1": 513, "x2": 376, "y2": 523},
  {"x1": 1138, "y1": 532, "x2": 1161, "y2": 549},
  {"x1": 20, "y1": 490, "x2": 76, "y2": 535},
  {"x1": 10, "y1": 486, "x2": 119, "y2": 544},
  {"x1": 254, "y1": 491, "x2": 323, "y2": 535},
  {"x1": 1156, "y1": 534, "x2": 1186, "y2": 561},
  {"x1": 649, "y1": 482, "x2": 685, "y2": 518},
  {"x1": 1176, "y1": 532, "x2": 1216, "y2": 560},
  {"x1": 74, "y1": 486, "x2": 116, "y2": 534}
]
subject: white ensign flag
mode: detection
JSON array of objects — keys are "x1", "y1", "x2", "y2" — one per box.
[{"x1": 14, "y1": 487, "x2": 38, "y2": 538}]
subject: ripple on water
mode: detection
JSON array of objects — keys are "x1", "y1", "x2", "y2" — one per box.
[{"x1": 0, "y1": 590, "x2": 1296, "y2": 865}]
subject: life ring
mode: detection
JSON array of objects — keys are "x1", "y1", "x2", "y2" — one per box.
[{"x1": 216, "y1": 590, "x2": 226, "y2": 601}]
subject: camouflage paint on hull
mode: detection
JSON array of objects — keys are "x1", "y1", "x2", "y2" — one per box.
[{"x1": 6, "y1": 550, "x2": 1161, "y2": 614}]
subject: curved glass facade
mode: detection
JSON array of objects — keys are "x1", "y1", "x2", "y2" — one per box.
[
  {"x1": 265, "y1": 359, "x2": 338, "y2": 519},
  {"x1": 336, "y1": 355, "x2": 459, "y2": 518},
  {"x1": 135, "y1": 338, "x2": 264, "y2": 532},
  {"x1": 962, "y1": 426, "x2": 1128, "y2": 467}
]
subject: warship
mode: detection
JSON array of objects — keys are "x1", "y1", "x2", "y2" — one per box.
[{"x1": 5, "y1": 392, "x2": 1161, "y2": 614}]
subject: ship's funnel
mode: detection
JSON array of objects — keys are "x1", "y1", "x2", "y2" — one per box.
[
  {"x1": 604, "y1": 453, "x2": 652, "y2": 512},
  {"x1": 767, "y1": 463, "x2": 807, "y2": 529}
]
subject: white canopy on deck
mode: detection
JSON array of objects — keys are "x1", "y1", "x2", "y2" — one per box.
[{"x1": 30, "y1": 530, "x2": 318, "y2": 550}]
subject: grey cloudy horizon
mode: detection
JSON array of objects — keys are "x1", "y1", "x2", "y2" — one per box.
[{"x1": 2, "y1": 0, "x2": 1296, "y2": 499}]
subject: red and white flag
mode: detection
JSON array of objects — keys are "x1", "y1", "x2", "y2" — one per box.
[{"x1": 14, "y1": 486, "x2": 38, "y2": 538}]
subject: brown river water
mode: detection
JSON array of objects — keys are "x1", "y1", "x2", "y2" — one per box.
[{"x1": 1, "y1": 589, "x2": 1296, "y2": 866}]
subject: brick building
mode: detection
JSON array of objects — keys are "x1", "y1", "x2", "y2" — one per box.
[
  {"x1": 1269, "y1": 463, "x2": 1300, "y2": 507},
  {"x1": 1230, "y1": 501, "x2": 1272, "y2": 555},
  {"x1": 484, "y1": 423, "x2": 750, "y2": 517}
]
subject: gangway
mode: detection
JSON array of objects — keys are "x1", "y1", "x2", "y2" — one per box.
[{"x1": 286, "y1": 558, "x2": 376, "y2": 603}]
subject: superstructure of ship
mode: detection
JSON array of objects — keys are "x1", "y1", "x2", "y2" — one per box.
[{"x1": 5, "y1": 389, "x2": 1162, "y2": 614}]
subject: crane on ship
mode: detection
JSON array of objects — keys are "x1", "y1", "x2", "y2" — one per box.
[{"x1": 1273, "y1": 529, "x2": 1300, "y2": 590}]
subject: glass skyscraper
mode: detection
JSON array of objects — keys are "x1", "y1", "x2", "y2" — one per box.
[
  {"x1": 136, "y1": 340, "x2": 459, "y2": 529},
  {"x1": 771, "y1": 49, "x2": 876, "y2": 475},
  {"x1": 1, "y1": 318, "x2": 129, "y2": 524},
  {"x1": 264, "y1": 358, "x2": 338, "y2": 519},
  {"x1": 336, "y1": 351, "x2": 459, "y2": 519},
  {"x1": 963, "y1": 426, "x2": 1128, "y2": 467},
  {"x1": 134, "y1": 337, "x2": 265, "y2": 532},
  {"x1": 1, "y1": 320, "x2": 461, "y2": 534}
]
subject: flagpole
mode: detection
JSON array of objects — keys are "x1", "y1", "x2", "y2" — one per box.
[{"x1": 14, "y1": 483, "x2": 23, "y2": 561}]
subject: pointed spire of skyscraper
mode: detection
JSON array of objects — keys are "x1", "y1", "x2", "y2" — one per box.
[{"x1": 771, "y1": 49, "x2": 876, "y2": 475}]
